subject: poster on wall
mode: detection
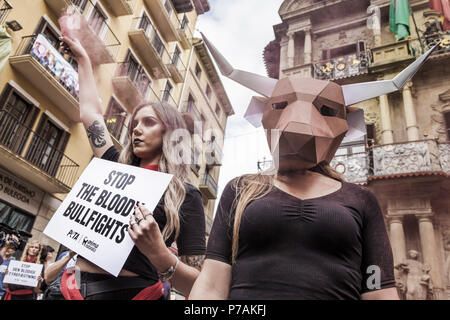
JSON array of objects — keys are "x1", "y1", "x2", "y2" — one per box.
[{"x1": 44, "y1": 158, "x2": 173, "y2": 276}]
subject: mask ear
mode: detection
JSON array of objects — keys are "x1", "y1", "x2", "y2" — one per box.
[
  {"x1": 244, "y1": 96, "x2": 268, "y2": 127},
  {"x1": 342, "y1": 108, "x2": 366, "y2": 143}
]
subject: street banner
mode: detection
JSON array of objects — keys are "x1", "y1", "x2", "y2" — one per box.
[
  {"x1": 3, "y1": 260, "x2": 43, "y2": 287},
  {"x1": 44, "y1": 158, "x2": 173, "y2": 276}
]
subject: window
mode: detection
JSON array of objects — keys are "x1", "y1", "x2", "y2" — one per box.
[
  {"x1": 195, "y1": 63, "x2": 202, "y2": 79},
  {"x1": 172, "y1": 46, "x2": 181, "y2": 67},
  {"x1": 444, "y1": 111, "x2": 450, "y2": 141},
  {"x1": 162, "y1": 81, "x2": 174, "y2": 103},
  {"x1": 215, "y1": 104, "x2": 222, "y2": 118},
  {"x1": 0, "y1": 85, "x2": 39, "y2": 155},
  {"x1": 88, "y1": 4, "x2": 107, "y2": 35},
  {"x1": 0, "y1": 1, "x2": 12, "y2": 24},
  {"x1": 138, "y1": 13, "x2": 152, "y2": 35},
  {"x1": 322, "y1": 41, "x2": 366, "y2": 60},
  {"x1": 180, "y1": 14, "x2": 189, "y2": 29},
  {"x1": 105, "y1": 98, "x2": 127, "y2": 141},
  {"x1": 152, "y1": 31, "x2": 165, "y2": 57},
  {"x1": 164, "y1": 0, "x2": 173, "y2": 16},
  {"x1": 25, "y1": 114, "x2": 70, "y2": 177},
  {"x1": 123, "y1": 51, "x2": 151, "y2": 97},
  {"x1": 187, "y1": 94, "x2": 196, "y2": 112},
  {"x1": 205, "y1": 84, "x2": 212, "y2": 100},
  {"x1": 71, "y1": 0, "x2": 88, "y2": 13}
]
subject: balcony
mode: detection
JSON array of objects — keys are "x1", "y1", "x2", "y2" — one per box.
[
  {"x1": 166, "y1": 52, "x2": 186, "y2": 83},
  {"x1": 102, "y1": 0, "x2": 135, "y2": 16},
  {"x1": 0, "y1": 0, "x2": 12, "y2": 24},
  {"x1": 313, "y1": 50, "x2": 371, "y2": 80},
  {"x1": 205, "y1": 141, "x2": 222, "y2": 168},
  {"x1": 199, "y1": 172, "x2": 217, "y2": 199},
  {"x1": 44, "y1": 0, "x2": 120, "y2": 65},
  {"x1": 9, "y1": 35, "x2": 80, "y2": 122},
  {"x1": 143, "y1": 0, "x2": 180, "y2": 42},
  {"x1": 0, "y1": 110, "x2": 79, "y2": 194},
  {"x1": 330, "y1": 140, "x2": 450, "y2": 184},
  {"x1": 172, "y1": 0, "x2": 194, "y2": 13},
  {"x1": 370, "y1": 40, "x2": 412, "y2": 72},
  {"x1": 128, "y1": 17, "x2": 171, "y2": 79},
  {"x1": 372, "y1": 140, "x2": 446, "y2": 177},
  {"x1": 112, "y1": 62, "x2": 158, "y2": 113},
  {"x1": 408, "y1": 31, "x2": 450, "y2": 59},
  {"x1": 330, "y1": 151, "x2": 370, "y2": 184}
]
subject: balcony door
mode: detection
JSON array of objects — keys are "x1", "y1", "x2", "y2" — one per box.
[
  {"x1": 88, "y1": 4, "x2": 107, "y2": 35},
  {"x1": 0, "y1": 85, "x2": 38, "y2": 154},
  {"x1": 25, "y1": 114, "x2": 70, "y2": 178},
  {"x1": 124, "y1": 51, "x2": 150, "y2": 97}
]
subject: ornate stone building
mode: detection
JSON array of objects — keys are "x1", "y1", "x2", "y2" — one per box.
[{"x1": 264, "y1": 0, "x2": 450, "y2": 299}]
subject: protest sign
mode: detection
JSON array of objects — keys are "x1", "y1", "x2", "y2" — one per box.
[
  {"x1": 44, "y1": 158, "x2": 173, "y2": 276},
  {"x1": 3, "y1": 260, "x2": 43, "y2": 287}
]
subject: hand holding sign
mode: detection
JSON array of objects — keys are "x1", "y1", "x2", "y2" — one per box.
[{"x1": 128, "y1": 204, "x2": 168, "y2": 263}]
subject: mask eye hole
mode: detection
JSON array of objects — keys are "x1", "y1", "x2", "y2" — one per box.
[
  {"x1": 320, "y1": 105, "x2": 338, "y2": 117},
  {"x1": 272, "y1": 101, "x2": 288, "y2": 110}
]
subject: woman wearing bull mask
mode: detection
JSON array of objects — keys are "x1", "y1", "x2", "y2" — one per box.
[
  {"x1": 58, "y1": 35, "x2": 206, "y2": 300},
  {"x1": 190, "y1": 35, "x2": 439, "y2": 300}
]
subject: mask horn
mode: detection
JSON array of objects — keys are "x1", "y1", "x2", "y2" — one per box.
[
  {"x1": 341, "y1": 42, "x2": 441, "y2": 106},
  {"x1": 201, "y1": 32, "x2": 278, "y2": 98}
]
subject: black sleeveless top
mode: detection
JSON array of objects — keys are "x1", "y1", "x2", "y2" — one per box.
[{"x1": 101, "y1": 146, "x2": 206, "y2": 282}]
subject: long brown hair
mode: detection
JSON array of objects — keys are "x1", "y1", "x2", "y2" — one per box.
[
  {"x1": 118, "y1": 101, "x2": 190, "y2": 242},
  {"x1": 230, "y1": 163, "x2": 344, "y2": 264}
]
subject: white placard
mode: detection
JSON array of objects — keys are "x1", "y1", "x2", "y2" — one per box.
[
  {"x1": 44, "y1": 158, "x2": 173, "y2": 276},
  {"x1": 3, "y1": 261, "x2": 43, "y2": 287}
]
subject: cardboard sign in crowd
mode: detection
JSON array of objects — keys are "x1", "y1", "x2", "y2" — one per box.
[
  {"x1": 44, "y1": 158, "x2": 173, "y2": 276},
  {"x1": 3, "y1": 261, "x2": 43, "y2": 287}
]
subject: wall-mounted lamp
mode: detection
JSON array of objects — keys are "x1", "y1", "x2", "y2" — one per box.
[{"x1": 6, "y1": 20, "x2": 23, "y2": 32}]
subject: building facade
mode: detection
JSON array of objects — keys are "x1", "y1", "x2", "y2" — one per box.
[
  {"x1": 0, "y1": 0, "x2": 233, "y2": 260},
  {"x1": 264, "y1": 0, "x2": 450, "y2": 299}
]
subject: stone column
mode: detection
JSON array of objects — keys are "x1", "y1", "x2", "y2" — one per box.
[
  {"x1": 379, "y1": 94, "x2": 394, "y2": 144},
  {"x1": 304, "y1": 27, "x2": 312, "y2": 65},
  {"x1": 287, "y1": 32, "x2": 295, "y2": 68},
  {"x1": 279, "y1": 36, "x2": 289, "y2": 78},
  {"x1": 418, "y1": 216, "x2": 444, "y2": 299},
  {"x1": 402, "y1": 81, "x2": 420, "y2": 141},
  {"x1": 389, "y1": 216, "x2": 407, "y2": 266}
]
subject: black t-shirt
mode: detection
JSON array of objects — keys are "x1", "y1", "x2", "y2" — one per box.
[
  {"x1": 101, "y1": 146, "x2": 206, "y2": 282},
  {"x1": 207, "y1": 178, "x2": 396, "y2": 300}
]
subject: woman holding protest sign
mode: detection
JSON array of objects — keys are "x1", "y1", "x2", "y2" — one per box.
[
  {"x1": 2, "y1": 239, "x2": 43, "y2": 300},
  {"x1": 58, "y1": 33, "x2": 206, "y2": 300}
]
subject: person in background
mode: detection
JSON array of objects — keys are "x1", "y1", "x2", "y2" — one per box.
[
  {"x1": 3, "y1": 239, "x2": 43, "y2": 300},
  {"x1": 43, "y1": 247, "x2": 77, "y2": 300},
  {"x1": 0, "y1": 237, "x2": 17, "y2": 300},
  {"x1": 38, "y1": 245, "x2": 55, "y2": 297}
]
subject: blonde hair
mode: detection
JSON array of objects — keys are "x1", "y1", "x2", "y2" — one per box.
[
  {"x1": 230, "y1": 162, "x2": 344, "y2": 264},
  {"x1": 118, "y1": 101, "x2": 189, "y2": 242},
  {"x1": 20, "y1": 239, "x2": 42, "y2": 263}
]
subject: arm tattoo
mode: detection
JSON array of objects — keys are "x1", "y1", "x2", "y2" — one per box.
[
  {"x1": 87, "y1": 120, "x2": 106, "y2": 148},
  {"x1": 182, "y1": 255, "x2": 205, "y2": 271}
]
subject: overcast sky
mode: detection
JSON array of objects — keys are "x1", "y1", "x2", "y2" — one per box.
[{"x1": 196, "y1": 0, "x2": 284, "y2": 214}]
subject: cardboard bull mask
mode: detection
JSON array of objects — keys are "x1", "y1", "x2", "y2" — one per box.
[{"x1": 201, "y1": 33, "x2": 440, "y2": 169}]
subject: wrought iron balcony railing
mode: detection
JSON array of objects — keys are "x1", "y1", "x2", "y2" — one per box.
[
  {"x1": 409, "y1": 31, "x2": 450, "y2": 58},
  {"x1": 115, "y1": 61, "x2": 152, "y2": 99},
  {"x1": 313, "y1": 50, "x2": 371, "y2": 80},
  {"x1": 0, "y1": 110, "x2": 79, "y2": 189},
  {"x1": 0, "y1": 0, "x2": 12, "y2": 24}
]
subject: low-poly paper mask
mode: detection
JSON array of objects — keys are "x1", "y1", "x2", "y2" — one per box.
[{"x1": 201, "y1": 33, "x2": 439, "y2": 169}]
